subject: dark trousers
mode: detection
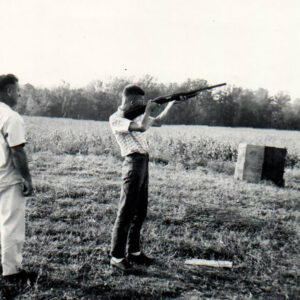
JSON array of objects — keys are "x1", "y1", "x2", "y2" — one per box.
[{"x1": 111, "y1": 153, "x2": 149, "y2": 258}]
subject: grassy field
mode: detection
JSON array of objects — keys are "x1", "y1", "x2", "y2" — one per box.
[{"x1": 0, "y1": 116, "x2": 299, "y2": 299}]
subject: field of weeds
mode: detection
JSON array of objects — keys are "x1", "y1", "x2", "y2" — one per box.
[
  {"x1": 24, "y1": 116, "x2": 300, "y2": 168},
  {"x1": 0, "y1": 116, "x2": 299, "y2": 299}
]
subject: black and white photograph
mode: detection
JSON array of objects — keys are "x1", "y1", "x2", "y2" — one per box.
[{"x1": 0, "y1": 0, "x2": 299, "y2": 299}]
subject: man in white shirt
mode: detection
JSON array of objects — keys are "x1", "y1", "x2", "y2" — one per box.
[
  {"x1": 109, "y1": 84, "x2": 178, "y2": 272},
  {"x1": 0, "y1": 74, "x2": 34, "y2": 283}
]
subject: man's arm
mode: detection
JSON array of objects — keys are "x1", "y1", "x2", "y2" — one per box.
[{"x1": 10, "y1": 144, "x2": 33, "y2": 196}]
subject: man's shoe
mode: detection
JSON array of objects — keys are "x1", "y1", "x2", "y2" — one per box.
[
  {"x1": 110, "y1": 258, "x2": 134, "y2": 273},
  {"x1": 127, "y1": 252, "x2": 154, "y2": 266},
  {"x1": 3, "y1": 270, "x2": 37, "y2": 285}
]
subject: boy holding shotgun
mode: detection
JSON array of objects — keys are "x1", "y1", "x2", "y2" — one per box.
[{"x1": 109, "y1": 84, "x2": 182, "y2": 272}]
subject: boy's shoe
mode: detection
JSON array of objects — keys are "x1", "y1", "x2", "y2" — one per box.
[
  {"x1": 110, "y1": 258, "x2": 134, "y2": 272},
  {"x1": 3, "y1": 270, "x2": 37, "y2": 285},
  {"x1": 127, "y1": 252, "x2": 154, "y2": 266}
]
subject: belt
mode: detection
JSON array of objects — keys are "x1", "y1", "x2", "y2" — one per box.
[{"x1": 127, "y1": 152, "x2": 149, "y2": 158}]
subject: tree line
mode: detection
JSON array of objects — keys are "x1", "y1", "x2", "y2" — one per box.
[{"x1": 16, "y1": 75, "x2": 300, "y2": 130}]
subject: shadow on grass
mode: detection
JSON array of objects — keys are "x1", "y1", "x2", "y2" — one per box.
[
  {"x1": 40, "y1": 266, "x2": 182, "y2": 299},
  {"x1": 35, "y1": 274, "x2": 111, "y2": 298},
  {"x1": 173, "y1": 243, "x2": 235, "y2": 260},
  {"x1": 181, "y1": 264, "x2": 238, "y2": 285},
  {"x1": 0, "y1": 284, "x2": 22, "y2": 300},
  {"x1": 183, "y1": 205, "x2": 267, "y2": 233},
  {"x1": 0, "y1": 274, "x2": 82, "y2": 300}
]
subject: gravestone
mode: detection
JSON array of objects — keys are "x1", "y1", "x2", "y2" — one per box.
[{"x1": 234, "y1": 143, "x2": 287, "y2": 187}]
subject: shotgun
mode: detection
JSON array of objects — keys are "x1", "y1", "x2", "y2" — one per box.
[{"x1": 124, "y1": 83, "x2": 226, "y2": 120}]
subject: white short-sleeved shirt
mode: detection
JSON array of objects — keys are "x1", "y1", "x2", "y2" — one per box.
[
  {"x1": 109, "y1": 108, "x2": 150, "y2": 157},
  {"x1": 0, "y1": 102, "x2": 26, "y2": 190}
]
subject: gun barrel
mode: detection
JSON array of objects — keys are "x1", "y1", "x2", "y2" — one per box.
[
  {"x1": 186, "y1": 83, "x2": 226, "y2": 95},
  {"x1": 153, "y1": 82, "x2": 226, "y2": 104}
]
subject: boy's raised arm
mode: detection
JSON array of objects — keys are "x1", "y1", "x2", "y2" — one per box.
[{"x1": 129, "y1": 101, "x2": 156, "y2": 132}]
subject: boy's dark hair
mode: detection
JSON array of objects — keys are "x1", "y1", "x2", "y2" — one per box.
[
  {"x1": 0, "y1": 74, "x2": 18, "y2": 92},
  {"x1": 123, "y1": 84, "x2": 145, "y2": 97}
]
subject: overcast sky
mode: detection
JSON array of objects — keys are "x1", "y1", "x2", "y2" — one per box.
[{"x1": 0, "y1": 0, "x2": 299, "y2": 99}]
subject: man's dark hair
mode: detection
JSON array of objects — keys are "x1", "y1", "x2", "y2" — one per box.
[
  {"x1": 0, "y1": 74, "x2": 18, "y2": 92},
  {"x1": 123, "y1": 84, "x2": 145, "y2": 97}
]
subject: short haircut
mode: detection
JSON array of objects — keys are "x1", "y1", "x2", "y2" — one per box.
[
  {"x1": 0, "y1": 74, "x2": 18, "y2": 92},
  {"x1": 122, "y1": 84, "x2": 145, "y2": 97}
]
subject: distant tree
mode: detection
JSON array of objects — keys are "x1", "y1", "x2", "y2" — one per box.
[
  {"x1": 17, "y1": 83, "x2": 34, "y2": 114},
  {"x1": 214, "y1": 89, "x2": 237, "y2": 126},
  {"x1": 270, "y1": 92, "x2": 291, "y2": 129},
  {"x1": 165, "y1": 79, "x2": 209, "y2": 124},
  {"x1": 137, "y1": 74, "x2": 163, "y2": 99},
  {"x1": 251, "y1": 88, "x2": 272, "y2": 128},
  {"x1": 17, "y1": 76, "x2": 299, "y2": 130},
  {"x1": 89, "y1": 90, "x2": 118, "y2": 120},
  {"x1": 282, "y1": 99, "x2": 300, "y2": 130},
  {"x1": 232, "y1": 88, "x2": 257, "y2": 127},
  {"x1": 104, "y1": 77, "x2": 131, "y2": 97},
  {"x1": 85, "y1": 80, "x2": 103, "y2": 93}
]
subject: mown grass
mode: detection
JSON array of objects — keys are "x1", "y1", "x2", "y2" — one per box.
[{"x1": 0, "y1": 116, "x2": 299, "y2": 299}]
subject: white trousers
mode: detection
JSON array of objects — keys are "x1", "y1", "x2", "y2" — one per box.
[{"x1": 0, "y1": 184, "x2": 25, "y2": 276}]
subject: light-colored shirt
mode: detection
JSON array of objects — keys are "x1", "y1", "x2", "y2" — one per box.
[
  {"x1": 109, "y1": 108, "x2": 150, "y2": 157},
  {"x1": 0, "y1": 102, "x2": 26, "y2": 190}
]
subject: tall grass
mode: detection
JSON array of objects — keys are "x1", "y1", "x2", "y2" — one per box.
[{"x1": 25, "y1": 116, "x2": 300, "y2": 168}]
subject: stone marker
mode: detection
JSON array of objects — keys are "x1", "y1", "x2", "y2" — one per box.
[{"x1": 234, "y1": 143, "x2": 287, "y2": 187}]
